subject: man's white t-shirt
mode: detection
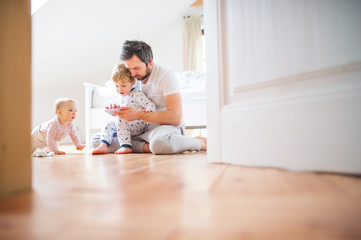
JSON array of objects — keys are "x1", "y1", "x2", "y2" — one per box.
[{"x1": 135, "y1": 63, "x2": 180, "y2": 112}]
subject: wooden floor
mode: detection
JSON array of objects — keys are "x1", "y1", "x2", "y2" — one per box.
[{"x1": 1, "y1": 145, "x2": 361, "y2": 240}]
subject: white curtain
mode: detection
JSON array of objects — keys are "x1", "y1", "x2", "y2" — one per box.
[{"x1": 183, "y1": 16, "x2": 203, "y2": 72}]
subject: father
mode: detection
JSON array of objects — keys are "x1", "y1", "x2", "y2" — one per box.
[{"x1": 92, "y1": 40, "x2": 206, "y2": 154}]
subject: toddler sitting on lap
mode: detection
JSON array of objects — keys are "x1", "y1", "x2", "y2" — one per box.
[{"x1": 92, "y1": 63, "x2": 156, "y2": 155}]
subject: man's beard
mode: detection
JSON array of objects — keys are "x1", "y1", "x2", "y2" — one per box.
[{"x1": 136, "y1": 66, "x2": 151, "y2": 81}]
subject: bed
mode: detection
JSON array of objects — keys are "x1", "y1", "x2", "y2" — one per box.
[{"x1": 83, "y1": 71, "x2": 207, "y2": 147}]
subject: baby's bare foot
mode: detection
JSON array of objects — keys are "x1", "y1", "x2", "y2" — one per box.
[
  {"x1": 55, "y1": 150, "x2": 66, "y2": 155},
  {"x1": 195, "y1": 136, "x2": 207, "y2": 151},
  {"x1": 92, "y1": 143, "x2": 108, "y2": 155},
  {"x1": 115, "y1": 147, "x2": 133, "y2": 154},
  {"x1": 76, "y1": 144, "x2": 86, "y2": 151}
]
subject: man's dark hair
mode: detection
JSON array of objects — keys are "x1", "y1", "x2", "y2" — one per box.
[{"x1": 120, "y1": 40, "x2": 153, "y2": 65}]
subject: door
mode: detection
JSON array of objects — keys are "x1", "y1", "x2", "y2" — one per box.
[{"x1": 205, "y1": 0, "x2": 361, "y2": 174}]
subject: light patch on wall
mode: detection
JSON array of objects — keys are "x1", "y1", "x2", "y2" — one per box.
[{"x1": 31, "y1": 0, "x2": 49, "y2": 15}]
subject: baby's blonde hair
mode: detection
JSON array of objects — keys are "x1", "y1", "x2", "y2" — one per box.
[
  {"x1": 112, "y1": 63, "x2": 135, "y2": 84},
  {"x1": 55, "y1": 98, "x2": 75, "y2": 113}
]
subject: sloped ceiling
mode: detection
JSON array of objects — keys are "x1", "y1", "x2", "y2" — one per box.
[
  {"x1": 32, "y1": 0, "x2": 202, "y2": 86},
  {"x1": 32, "y1": 0, "x2": 202, "y2": 57}
]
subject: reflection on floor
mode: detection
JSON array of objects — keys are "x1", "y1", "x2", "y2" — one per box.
[{"x1": 0, "y1": 144, "x2": 361, "y2": 239}]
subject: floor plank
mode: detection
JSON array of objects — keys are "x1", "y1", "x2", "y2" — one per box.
[{"x1": 0, "y1": 145, "x2": 360, "y2": 239}]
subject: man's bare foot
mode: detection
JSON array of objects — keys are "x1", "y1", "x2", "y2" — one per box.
[
  {"x1": 143, "y1": 143, "x2": 151, "y2": 153},
  {"x1": 195, "y1": 136, "x2": 207, "y2": 151},
  {"x1": 92, "y1": 143, "x2": 108, "y2": 155},
  {"x1": 115, "y1": 147, "x2": 133, "y2": 154}
]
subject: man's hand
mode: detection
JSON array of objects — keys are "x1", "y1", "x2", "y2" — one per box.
[{"x1": 114, "y1": 106, "x2": 142, "y2": 122}]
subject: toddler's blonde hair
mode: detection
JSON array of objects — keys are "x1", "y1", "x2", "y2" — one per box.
[
  {"x1": 112, "y1": 63, "x2": 135, "y2": 84},
  {"x1": 55, "y1": 98, "x2": 75, "y2": 113}
]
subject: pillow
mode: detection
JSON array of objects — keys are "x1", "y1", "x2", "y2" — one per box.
[
  {"x1": 104, "y1": 80, "x2": 115, "y2": 88},
  {"x1": 176, "y1": 71, "x2": 206, "y2": 89},
  {"x1": 92, "y1": 86, "x2": 119, "y2": 108}
]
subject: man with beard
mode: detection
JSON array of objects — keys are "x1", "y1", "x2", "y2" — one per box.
[{"x1": 92, "y1": 40, "x2": 207, "y2": 154}]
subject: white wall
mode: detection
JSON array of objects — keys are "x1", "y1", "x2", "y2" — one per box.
[{"x1": 32, "y1": 0, "x2": 202, "y2": 143}]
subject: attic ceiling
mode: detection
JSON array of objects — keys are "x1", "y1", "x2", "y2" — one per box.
[{"x1": 32, "y1": 0, "x2": 202, "y2": 16}]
